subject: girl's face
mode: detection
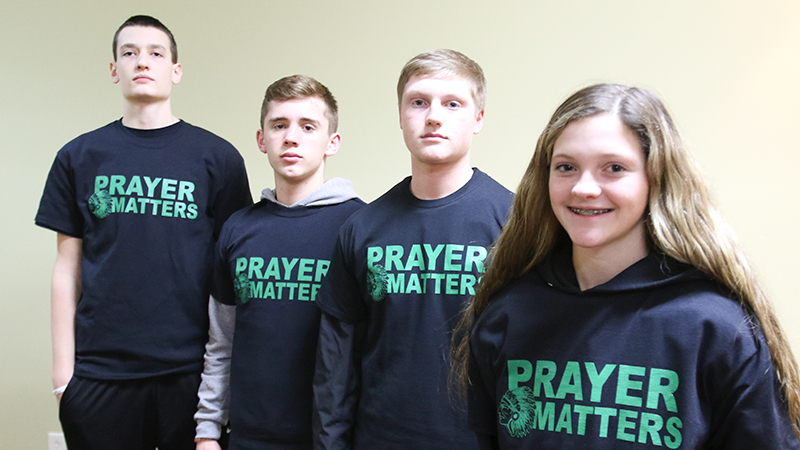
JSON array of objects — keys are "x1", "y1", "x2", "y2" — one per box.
[{"x1": 549, "y1": 113, "x2": 649, "y2": 260}]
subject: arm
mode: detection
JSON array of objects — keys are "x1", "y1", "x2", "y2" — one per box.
[
  {"x1": 51, "y1": 233, "x2": 81, "y2": 403},
  {"x1": 194, "y1": 296, "x2": 235, "y2": 447},
  {"x1": 313, "y1": 312, "x2": 364, "y2": 450}
]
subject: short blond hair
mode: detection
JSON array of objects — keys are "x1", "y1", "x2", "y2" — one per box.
[
  {"x1": 397, "y1": 49, "x2": 486, "y2": 114},
  {"x1": 260, "y1": 75, "x2": 338, "y2": 134}
]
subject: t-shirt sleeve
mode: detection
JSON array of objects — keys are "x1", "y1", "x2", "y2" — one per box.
[
  {"x1": 209, "y1": 221, "x2": 237, "y2": 306},
  {"x1": 35, "y1": 147, "x2": 83, "y2": 237},
  {"x1": 704, "y1": 323, "x2": 800, "y2": 449},
  {"x1": 316, "y1": 223, "x2": 368, "y2": 324},
  {"x1": 210, "y1": 150, "x2": 252, "y2": 239}
]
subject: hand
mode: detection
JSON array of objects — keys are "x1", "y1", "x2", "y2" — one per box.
[{"x1": 196, "y1": 439, "x2": 222, "y2": 450}]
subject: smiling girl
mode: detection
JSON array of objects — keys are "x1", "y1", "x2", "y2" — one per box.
[{"x1": 452, "y1": 84, "x2": 800, "y2": 449}]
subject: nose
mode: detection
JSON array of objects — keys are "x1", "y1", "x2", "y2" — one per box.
[
  {"x1": 425, "y1": 103, "x2": 443, "y2": 127},
  {"x1": 283, "y1": 125, "x2": 300, "y2": 147},
  {"x1": 572, "y1": 171, "x2": 601, "y2": 198},
  {"x1": 136, "y1": 54, "x2": 150, "y2": 70}
]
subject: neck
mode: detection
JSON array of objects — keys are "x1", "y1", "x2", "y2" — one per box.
[
  {"x1": 572, "y1": 235, "x2": 648, "y2": 291},
  {"x1": 274, "y1": 171, "x2": 325, "y2": 206},
  {"x1": 121, "y1": 98, "x2": 178, "y2": 129},
  {"x1": 409, "y1": 159, "x2": 473, "y2": 200}
]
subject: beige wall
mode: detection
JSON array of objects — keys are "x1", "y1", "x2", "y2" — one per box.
[{"x1": 2, "y1": 0, "x2": 798, "y2": 448}]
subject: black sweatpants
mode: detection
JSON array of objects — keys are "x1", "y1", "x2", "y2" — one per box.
[{"x1": 59, "y1": 372, "x2": 201, "y2": 450}]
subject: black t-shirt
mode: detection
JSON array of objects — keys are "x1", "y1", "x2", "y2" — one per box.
[
  {"x1": 469, "y1": 246, "x2": 799, "y2": 449},
  {"x1": 317, "y1": 169, "x2": 513, "y2": 449},
  {"x1": 211, "y1": 198, "x2": 364, "y2": 445},
  {"x1": 36, "y1": 120, "x2": 252, "y2": 379}
]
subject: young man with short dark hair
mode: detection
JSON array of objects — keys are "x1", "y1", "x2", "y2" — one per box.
[{"x1": 35, "y1": 15, "x2": 252, "y2": 450}]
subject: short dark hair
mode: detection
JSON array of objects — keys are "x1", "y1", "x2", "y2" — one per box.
[{"x1": 112, "y1": 15, "x2": 178, "y2": 63}]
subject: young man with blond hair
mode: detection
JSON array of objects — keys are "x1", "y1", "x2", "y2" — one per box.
[
  {"x1": 313, "y1": 49, "x2": 513, "y2": 449},
  {"x1": 35, "y1": 15, "x2": 252, "y2": 450},
  {"x1": 194, "y1": 75, "x2": 364, "y2": 450}
]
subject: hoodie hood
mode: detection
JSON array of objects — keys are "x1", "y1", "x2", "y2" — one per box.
[
  {"x1": 260, "y1": 177, "x2": 361, "y2": 208},
  {"x1": 535, "y1": 239, "x2": 706, "y2": 295}
]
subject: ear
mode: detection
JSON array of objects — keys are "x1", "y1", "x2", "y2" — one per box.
[
  {"x1": 110, "y1": 62, "x2": 120, "y2": 84},
  {"x1": 473, "y1": 109, "x2": 485, "y2": 135},
  {"x1": 256, "y1": 128, "x2": 267, "y2": 154},
  {"x1": 172, "y1": 63, "x2": 183, "y2": 85},
  {"x1": 325, "y1": 133, "x2": 342, "y2": 157}
]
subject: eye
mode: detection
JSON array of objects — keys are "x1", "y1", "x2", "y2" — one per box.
[
  {"x1": 412, "y1": 99, "x2": 426, "y2": 107},
  {"x1": 446, "y1": 101, "x2": 461, "y2": 109},
  {"x1": 303, "y1": 124, "x2": 315, "y2": 132},
  {"x1": 272, "y1": 123, "x2": 285, "y2": 130},
  {"x1": 122, "y1": 51, "x2": 135, "y2": 57},
  {"x1": 152, "y1": 52, "x2": 163, "y2": 58},
  {"x1": 553, "y1": 163, "x2": 575, "y2": 173},
  {"x1": 607, "y1": 164, "x2": 625, "y2": 173}
]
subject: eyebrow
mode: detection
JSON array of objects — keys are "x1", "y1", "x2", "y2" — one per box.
[
  {"x1": 119, "y1": 43, "x2": 167, "y2": 51},
  {"x1": 269, "y1": 117, "x2": 321, "y2": 126}
]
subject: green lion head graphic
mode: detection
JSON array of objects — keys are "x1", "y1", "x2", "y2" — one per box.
[
  {"x1": 367, "y1": 264, "x2": 388, "y2": 302},
  {"x1": 88, "y1": 190, "x2": 112, "y2": 219},
  {"x1": 499, "y1": 386, "x2": 538, "y2": 438},
  {"x1": 233, "y1": 272, "x2": 252, "y2": 304}
]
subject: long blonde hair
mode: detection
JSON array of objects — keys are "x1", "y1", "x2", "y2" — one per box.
[{"x1": 451, "y1": 83, "x2": 800, "y2": 438}]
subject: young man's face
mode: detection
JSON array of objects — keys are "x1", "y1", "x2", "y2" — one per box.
[
  {"x1": 257, "y1": 97, "x2": 341, "y2": 186},
  {"x1": 399, "y1": 75, "x2": 484, "y2": 168},
  {"x1": 110, "y1": 26, "x2": 182, "y2": 104}
]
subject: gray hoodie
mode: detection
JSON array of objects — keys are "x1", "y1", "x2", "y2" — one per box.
[{"x1": 194, "y1": 178, "x2": 361, "y2": 440}]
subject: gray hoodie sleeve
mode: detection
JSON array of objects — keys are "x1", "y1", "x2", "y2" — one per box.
[{"x1": 195, "y1": 296, "x2": 235, "y2": 440}]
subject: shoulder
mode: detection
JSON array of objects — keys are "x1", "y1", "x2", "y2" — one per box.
[{"x1": 178, "y1": 121, "x2": 241, "y2": 155}]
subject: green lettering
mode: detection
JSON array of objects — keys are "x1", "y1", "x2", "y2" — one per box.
[
  {"x1": 385, "y1": 245, "x2": 404, "y2": 271},
  {"x1": 616, "y1": 365, "x2": 645, "y2": 407},
  {"x1": 647, "y1": 368, "x2": 679, "y2": 412},
  {"x1": 534, "y1": 401, "x2": 556, "y2": 431},
  {"x1": 508, "y1": 360, "x2": 533, "y2": 390},
  {"x1": 112, "y1": 196, "x2": 124, "y2": 212},
  {"x1": 248, "y1": 257, "x2": 264, "y2": 279},
  {"x1": 251, "y1": 281, "x2": 263, "y2": 299},
  {"x1": 315, "y1": 260, "x2": 330, "y2": 282},
  {"x1": 161, "y1": 200, "x2": 174, "y2": 216},
  {"x1": 405, "y1": 245, "x2": 424, "y2": 270},
  {"x1": 178, "y1": 180, "x2": 194, "y2": 202},
  {"x1": 126, "y1": 176, "x2": 143, "y2": 196},
  {"x1": 533, "y1": 360, "x2": 557, "y2": 398},
  {"x1": 464, "y1": 245, "x2": 487, "y2": 272},
  {"x1": 285, "y1": 282, "x2": 298, "y2": 300},
  {"x1": 94, "y1": 175, "x2": 109, "y2": 192},
  {"x1": 429, "y1": 273, "x2": 445, "y2": 294},
  {"x1": 665, "y1": 417, "x2": 682, "y2": 449},
  {"x1": 187, "y1": 203, "x2": 198, "y2": 219},
  {"x1": 593, "y1": 407, "x2": 618, "y2": 438},
  {"x1": 387, "y1": 273, "x2": 405, "y2": 293},
  {"x1": 367, "y1": 246, "x2": 382, "y2": 268},
  {"x1": 235, "y1": 258, "x2": 248, "y2": 275},
  {"x1": 161, "y1": 178, "x2": 177, "y2": 200},
  {"x1": 555, "y1": 361, "x2": 583, "y2": 401},
  {"x1": 444, "y1": 244, "x2": 464, "y2": 271},
  {"x1": 124, "y1": 197, "x2": 138, "y2": 213},
  {"x1": 263, "y1": 258, "x2": 280, "y2": 280},
  {"x1": 406, "y1": 273, "x2": 422, "y2": 293},
  {"x1": 149, "y1": 199, "x2": 162, "y2": 215},
  {"x1": 109, "y1": 175, "x2": 126, "y2": 195},
  {"x1": 143, "y1": 176, "x2": 161, "y2": 197},
  {"x1": 638, "y1": 412, "x2": 663, "y2": 445},
  {"x1": 311, "y1": 283, "x2": 321, "y2": 301},
  {"x1": 173, "y1": 201, "x2": 187, "y2": 218},
  {"x1": 423, "y1": 244, "x2": 444, "y2": 270},
  {"x1": 573, "y1": 405, "x2": 593, "y2": 436},
  {"x1": 445, "y1": 273, "x2": 459, "y2": 295},
  {"x1": 297, "y1": 258, "x2": 314, "y2": 282},
  {"x1": 586, "y1": 363, "x2": 616, "y2": 403},
  {"x1": 460, "y1": 274, "x2": 477, "y2": 295},
  {"x1": 264, "y1": 282, "x2": 275, "y2": 299},
  {"x1": 281, "y1": 257, "x2": 299, "y2": 279},
  {"x1": 616, "y1": 409, "x2": 638, "y2": 442},
  {"x1": 298, "y1": 283, "x2": 310, "y2": 301},
  {"x1": 555, "y1": 403, "x2": 573, "y2": 434}
]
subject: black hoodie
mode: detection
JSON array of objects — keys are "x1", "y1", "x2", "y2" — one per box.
[{"x1": 468, "y1": 244, "x2": 798, "y2": 450}]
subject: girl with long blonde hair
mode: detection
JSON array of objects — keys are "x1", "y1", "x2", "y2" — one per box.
[{"x1": 452, "y1": 84, "x2": 800, "y2": 449}]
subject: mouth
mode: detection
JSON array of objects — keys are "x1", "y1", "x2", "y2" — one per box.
[
  {"x1": 281, "y1": 152, "x2": 301, "y2": 160},
  {"x1": 133, "y1": 76, "x2": 154, "y2": 82},
  {"x1": 421, "y1": 133, "x2": 447, "y2": 140},
  {"x1": 570, "y1": 207, "x2": 612, "y2": 216}
]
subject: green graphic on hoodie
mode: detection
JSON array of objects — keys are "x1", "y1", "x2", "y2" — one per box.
[
  {"x1": 499, "y1": 386, "x2": 538, "y2": 438},
  {"x1": 234, "y1": 272, "x2": 253, "y2": 304}
]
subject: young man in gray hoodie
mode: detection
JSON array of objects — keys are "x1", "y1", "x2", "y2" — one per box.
[{"x1": 193, "y1": 75, "x2": 364, "y2": 450}]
